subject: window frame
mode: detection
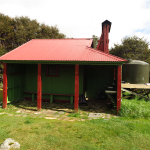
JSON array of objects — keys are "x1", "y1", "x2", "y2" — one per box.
[{"x1": 45, "y1": 64, "x2": 59, "y2": 77}]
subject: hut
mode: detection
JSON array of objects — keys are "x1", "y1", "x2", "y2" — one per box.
[{"x1": 0, "y1": 20, "x2": 127, "y2": 112}]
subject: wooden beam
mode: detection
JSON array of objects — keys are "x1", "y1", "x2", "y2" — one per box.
[
  {"x1": 114, "y1": 67, "x2": 116, "y2": 80},
  {"x1": 3, "y1": 63, "x2": 7, "y2": 109},
  {"x1": 117, "y1": 65, "x2": 121, "y2": 114},
  {"x1": 122, "y1": 88, "x2": 150, "y2": 101},
  {"x1": 122, "y1": 83, "x2": 150, "y2": 89},
  {"x1": 37, "y1": 64, "x2": 42, "y2": 111},
  {"x1": 74, "y1": 64, "x2": 79, "y2": 112}
]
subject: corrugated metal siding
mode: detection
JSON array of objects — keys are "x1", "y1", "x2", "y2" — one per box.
[
  {"x1": 42, "y1": 64, "x2": 83, "y2": 101},
  {"x1": 0, "y1": 39, "x2": 126, "y2": 62},
  {"x1": 23, "y1": 64, "x2": 83, "y2": 101},
  {"x1": 7, "y1": 64, "x2": 25, "y2": 102}
]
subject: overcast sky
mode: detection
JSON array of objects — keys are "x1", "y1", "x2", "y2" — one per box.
[{"x1": 0, "y1": 0, "x2": 150, "y2": 48}]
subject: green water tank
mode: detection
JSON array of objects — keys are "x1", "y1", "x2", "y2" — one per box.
[{"x1": 122, "y1": 59, "x2": 149, "y2": 84}]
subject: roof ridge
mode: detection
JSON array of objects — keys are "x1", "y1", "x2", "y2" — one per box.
[{"x1": 32, "y1": 38, "x2": 93, "y2": 40}]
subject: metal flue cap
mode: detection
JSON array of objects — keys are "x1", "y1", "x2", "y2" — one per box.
[{"x1": 102, "y1": 20, "x2": 111, "y2": 32}]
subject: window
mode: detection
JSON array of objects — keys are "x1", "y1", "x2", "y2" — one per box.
[{"x1": 46, "y1": 64, "x2": 59, "y2": 77}]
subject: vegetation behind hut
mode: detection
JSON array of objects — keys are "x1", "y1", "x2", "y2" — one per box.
[
  {"x1": 109, "y1": 36, "x2": 150, "y2": 64},
  {"x1": 0, "y1": 13, "x2": 66, "y2": 55}
]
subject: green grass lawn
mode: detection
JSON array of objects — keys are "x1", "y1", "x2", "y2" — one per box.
[
  {"x1": 0, "y1": 114, "x2": 150, "y2": 150},
  {"x1": 1, "y1": 91, "x2": 150, "y2": 149}
]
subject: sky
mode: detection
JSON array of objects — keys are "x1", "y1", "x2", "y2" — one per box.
[{"x1": 0, "y1": 0, "x2": 150, "y2": 49}]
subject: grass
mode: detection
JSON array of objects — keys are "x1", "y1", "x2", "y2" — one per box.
[
  {"x1": 67, "y1": 112, "x2": 88, "y2": 119},
  {"x1": 120, "y1": 92, "x2": 150, "y2": 118},
  {"x1": 1, "y1": 91, "x2": 150, "y2": 149},
  {"x1": 0, "y1": 114, "x2": 150, "y2": 150}
]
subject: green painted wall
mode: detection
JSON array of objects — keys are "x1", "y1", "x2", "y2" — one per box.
[
  {"x1": 24, "y1": 64, "x2": 37, "y2": 92},
  {"x1": 86, "y1": 65, "x2": 115, "y2": 99},
  {"x1": 24, "y1": 64, "x2": 84, "y2": 101},
  {"x1": 7, "y1": 64, "x2": 25, "y2": 102},
  {"x1": 7, "y1": 63, "x2": 116, "y2": 102},
  {"x1": 42, "y1": 64, "x2": 83, "y2": 101}
]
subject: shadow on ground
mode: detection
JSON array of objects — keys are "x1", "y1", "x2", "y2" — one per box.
[{"x1": 9, "y1": 99, "x2": 116, "y2": 115}]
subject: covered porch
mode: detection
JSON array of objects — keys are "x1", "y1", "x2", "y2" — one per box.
[{"x1": 2, "y1": 61, "x2": 122, "y2": 113}]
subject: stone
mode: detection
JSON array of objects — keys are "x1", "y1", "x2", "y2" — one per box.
[
  {"x1": 34, "y1": 112, "x2": 41, "y2": 115},
  {"x1": 45, "y1": 117, "x2": 57, "y2": 119},
  {"x1": 43, "y1": 110, "x2": 57, "y2": 115},
  {"x1": 106, "y1": 114, "x2": 111, "y2": 118},
  {"x1": 88, "y1": 113, "x2": 102, "y2": 118},
  {"x1": 62, "y1": 117, "x2": 69, "y2": 121},
  {"x1": 16, "y1": 110, "x2": 21, "y2": 113},
  {"x1": 57, "y1": 108, "x2": 69, "y2": 111},
  {"x1": 0, "y1": 138, "x2": 20, "y2": 150},
  {"x1": 0, "y1": 113, "x2": 5, "y2": 115},
  {"x1": 58, "y1": 111, "x2": 65, "y2": 115},
  {"x1": 65, "y1": 113, "x2": 69, "y2": 116},
  {"x1": 53, "y1": 115, "x2": 60, "y2": 118},
  {"x1": 7, "y1": 114, "x2": 13, "y2": 116},
  {"x1": 15, "y1": 115, "x2": 21, "y2": 117},
  {"x1": 25, "y1": 110, "x2": 32, "y2": 113}
]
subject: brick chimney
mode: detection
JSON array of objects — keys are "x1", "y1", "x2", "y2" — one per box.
[{"x1": 96, "y1": 20, "x2": 111, "y2": 53}]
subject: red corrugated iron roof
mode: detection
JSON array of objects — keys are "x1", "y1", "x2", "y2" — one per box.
[{"x1": 0, "y1": 39, "x2": 127, "y2": 62}]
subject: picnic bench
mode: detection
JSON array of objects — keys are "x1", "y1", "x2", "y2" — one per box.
[{"x1": 24, "y1": 92, "x2": 74, "y2": 104}]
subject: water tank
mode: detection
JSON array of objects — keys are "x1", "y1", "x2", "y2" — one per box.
[{"x1": 122, "y1": 59, "x2": 149, "y2": 84}]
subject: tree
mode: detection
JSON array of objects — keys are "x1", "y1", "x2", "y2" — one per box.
[
  {"x1": 92, "y1": 35, "x2": 99, "y2": 49},
  {"x1": 0, "y1": 13, "x2": 66, "y2": 55},
  {"x1": 109, "y1": 36, "x2": 150, "y2": 63},
  {"x1": 0, "y1": 13, "x2": 14, "y2": 51}
]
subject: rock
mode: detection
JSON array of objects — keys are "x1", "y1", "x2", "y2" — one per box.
[
  {"x1": 106, "y1": 114, "x2": 111, "y2": 118},
  {"x1": 88, "y1": 113, "x2": 102, "y2": 118},
  {"x1": 45, "y1": 117, "x2": 57, "y2": 119},
  {"x1": 0, "y1": 113, "x2": 5, "y2": 115},
  {"x1": 65, "y1": 113, "x2": 69, "y2": 116},
  {"x1": 53, "y1": 115, "x2": 59, "y2": 118},
  {"x1": 62, "y1": 117, "x2": 69, "y2": 121},
  {"x1": 57, "y1": 108, "x2": 69, "y2": 111},
  {"x1": 16, "y1": 110, "x2": 21, "y2": 113},
  {"x1": 25, "y1": 110, "x2": 32, "y2": 113},
  {"x1": 34, "y1": 112, "x2": 41, "y2": 115},
  {"x1": 43, "y1": 110, "x2": 57, "y2": 115},
  {"x1": 58, "y1": 111, "x2": 65, "y2": 115},
  {"x1": 15, "y1": 115, "x2": 21, "y2": 117},
  {"x1": 0, "y1": 138, "x2": 20, "y2": 150},
  {"x1": 7, "y1": 114, "x2": 13, "y2": 116}
]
